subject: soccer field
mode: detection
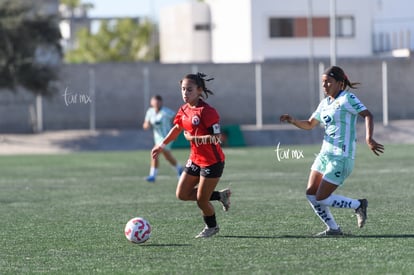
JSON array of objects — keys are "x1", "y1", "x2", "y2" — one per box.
[{"x1": 0, "y1": 144, "x2": 413, "y2": 274}]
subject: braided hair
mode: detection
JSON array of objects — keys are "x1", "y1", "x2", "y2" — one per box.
[
  {"x1": 181, "y1": 72, "x2": 214, "y2": 98},
  {"x1": 324, "y1": 66, "x2": 360, "y2": 90}
]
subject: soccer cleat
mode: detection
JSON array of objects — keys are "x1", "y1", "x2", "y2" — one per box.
[
  {"x1": 219, "y1": 188, "x2": 231, "y2": 212},
  {"x1": 146, "y1": 175, "x2": 156, "y2": 182},
  {"x1": 314, "y1": 227, "x2": 344, "y2": 237},
  {"x1": 355, "y1": 199, "x2": 368, "y2": 228},
  {"x1": 195, "y1": 226, "x2": 220, "y2": 238}
]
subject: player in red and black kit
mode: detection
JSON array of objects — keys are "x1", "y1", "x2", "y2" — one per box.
[{"x1": 151, "y1": 73, "x2": 231, "y2": 238}]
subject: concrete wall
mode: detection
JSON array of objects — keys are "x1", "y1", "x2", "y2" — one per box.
[{"x1": 0, "y1": 57, "x2": 413, "y2": 133}]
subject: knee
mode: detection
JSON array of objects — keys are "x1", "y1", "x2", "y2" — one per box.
[
  {"x1": 176, "y1": 191, "x2": 187, "y2": 201},
  {"x1": 196, "y1": 200, "x2": 210, "y2": 211},
  {"x1": 196, "y1": 196, "x2": 209, "y2": 207}
]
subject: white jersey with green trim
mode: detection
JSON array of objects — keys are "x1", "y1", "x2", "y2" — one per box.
[
  {"x1": 144, "y1": 106, "x2": 175, "y2": 142},
  {"x1": 311, "y1": 91, "x2": 367, "y2": 158}
]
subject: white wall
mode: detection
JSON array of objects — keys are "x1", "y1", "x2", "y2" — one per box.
[
  {"x1": 207, "y1": 0, "x2": 253, "y2": 63},
  {"x1": 253, "y1": 0, "x2": 372, "y2": 60},
  {"x1": 206, "y1": 0, "x2": 373, "y2": 62},
  {"x1": 160, "y1": 0, "x2": 413, "y2": 63},
  {"x1": 159, "y1": 2, "x2": 211, "y2": 63}
]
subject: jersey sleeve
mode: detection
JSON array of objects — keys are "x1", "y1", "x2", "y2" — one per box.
[
  {"x1": 202, "y1": 107, "x2": 221, "y2": 134},
  {"x1": 345, "y1": 93, "x2": 367, "y2": 114},
  {"x1": 144, "y1": 108, "x2": 152, "y2": 122},
  {"x1": 173, "y1": 107, "x2": 183, "y2": 127},
  {"x1": 311, "y1": 101, "x2": 324, "y2": 122}
]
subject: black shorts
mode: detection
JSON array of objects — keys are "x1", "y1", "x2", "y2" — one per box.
[{"x1": 184, "y1": 160, "x2": 225, "y2": 178}]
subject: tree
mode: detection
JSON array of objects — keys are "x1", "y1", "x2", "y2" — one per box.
[
  {"x1": 60, "y1": 0, "x2": 82, "y2": 8},
  {"x1": 59, "y1": 0, "x2": 94, "y2": 20},
  {"x1": 0, "y1": 0, "x2": 62, "y2": 96},
  {"x1": 65, "y1": 18, "x2": 159, "y2": 63}
]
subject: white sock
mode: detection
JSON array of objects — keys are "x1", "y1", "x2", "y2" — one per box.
[
  {"x1": 149, "y1": 167, "x2": 158, "y2": 177},
  {"x1": 318, "y1": 194, "x2": 361, "y2": 209},
  {"x1": 306, "y1": 195, "x2": 339, "y2": 230}
]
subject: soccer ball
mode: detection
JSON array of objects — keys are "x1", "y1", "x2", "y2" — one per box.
[{"x1": 124, "y1": 217, "x2": 151, "y2": 244}]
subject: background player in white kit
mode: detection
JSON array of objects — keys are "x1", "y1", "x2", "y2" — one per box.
[
  {"x1": 143, "y1": 95, "x2": 183, "y2": 182},
  {"x1": 280, "y1": 66, "x2": 384, "y2": 236}
]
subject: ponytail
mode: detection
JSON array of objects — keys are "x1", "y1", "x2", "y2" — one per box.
[{"x1": 343, "y1": 74, "x2": 360, "y2": 90}]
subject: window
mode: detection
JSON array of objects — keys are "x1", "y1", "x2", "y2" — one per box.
[
  {"x1": 269, "y1": 16, "x2": 355, "y2": 38},
  {"x1": 194, "y1": 23, "x2": 211, "y2": 31},
  {"x1": 269, "y1": 18, "x2": 294, "y2": 37},
  {"x1": 336, "y1": 16, "x2": 354, "y2": 37}
]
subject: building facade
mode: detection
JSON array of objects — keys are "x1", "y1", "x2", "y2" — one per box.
[
  {"x1": 159, "y1": 1, "x2": 212, "y2": 63},
  {"x1": 160, "y1": 0, "x2": 414, "y2": 63}
]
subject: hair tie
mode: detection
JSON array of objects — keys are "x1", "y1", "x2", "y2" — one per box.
[{"x1": 197, "y1": 72, "x2": 206, "y2": 79}]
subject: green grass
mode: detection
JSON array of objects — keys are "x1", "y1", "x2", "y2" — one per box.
[{"x1": 0, "y1": 144, "x2": 413, "y2": 274}]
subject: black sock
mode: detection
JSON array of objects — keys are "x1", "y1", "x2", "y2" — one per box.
[
  {"x1": 209, "y1": 191, "x2": 220, "y2": 201},
  {"x1": 203, "y1": 214, "x2": 217, "y2": 228}
]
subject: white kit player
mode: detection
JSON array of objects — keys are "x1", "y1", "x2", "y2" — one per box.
[
  {"x1": 143, "y1": 95, "x2": 183, "y2": 182},
  {"x1": 280, "y1": 66, "x2": 384, "y2": 236}
]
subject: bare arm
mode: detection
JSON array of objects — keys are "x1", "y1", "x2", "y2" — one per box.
[
  {"x1": 359, "y1": 110, "x2": 384, "y2": 156},
  {"x1": 142, "y1": 120, "x2": 150, "y2": 130},
  {"x1": 280, "y1": 114, "x2": 320, "y2": 130},
  {"x1": 151, "y1": 124, "x2": 182, "y2": 159}
]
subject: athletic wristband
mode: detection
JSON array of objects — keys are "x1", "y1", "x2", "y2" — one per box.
[{"x1": 158, "y1": 143, "x2": 166, "y2": 149}]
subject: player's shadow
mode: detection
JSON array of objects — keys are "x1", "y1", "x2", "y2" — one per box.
[
  {"x1": 220, "y1": 234, "x2": 414, "y2": 239},
  {"x1": 345, "y1": 234, "x2": 414, "y2": 239},
  {"x1": 220, "y1": 235, "x2": 312, "y2": 239}
]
